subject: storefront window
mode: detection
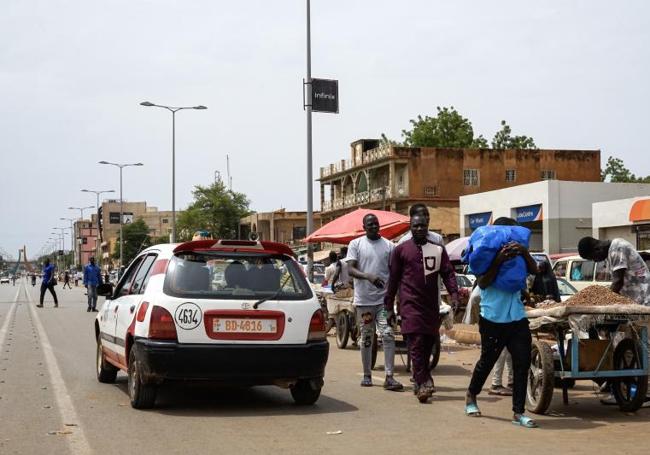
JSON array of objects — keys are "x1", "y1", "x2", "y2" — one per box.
[{"x1": 638, "y1": 231, "x2": 650, "y2": 251}]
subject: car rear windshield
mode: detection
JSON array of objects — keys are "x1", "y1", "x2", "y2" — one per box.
[{"x1": 163, "y1": 251, "x2": 313, "y2": 300}]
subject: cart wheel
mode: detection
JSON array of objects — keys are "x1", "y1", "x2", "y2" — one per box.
[
  {"x1": 526, "y1": 340, "x2": 555, "y2": 415},
  {"x1": 429, "y1": 335, "x2": 441, "y2": 371},
  {"x1": 336, "y1": 312, "x2": 349, "y2": 349},
  {"x1": 371, "y1": 332, "x2": 378, "y2": 369},
  {"x1": 612, "y1": 338, "x2": 648, "y2": 413}
]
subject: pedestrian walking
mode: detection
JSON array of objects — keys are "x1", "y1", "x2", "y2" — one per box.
[
  {"x1": 384, "y1": 214, "x2": 459, "y2": 403},
  {"x1": 464, "y1": 217, "x2": 539, "y2": 428},
  {"x1": 83, "y1": 257, "x2": 103, "y2": 312},
  {"x1": 11, "y1": 275, "x2": 16, "y2": 286},
  {"x1": 63, "y1": 271, "x2": 72, "y2": 289},
  {"x1": 31, "y1": 273, "x2": 36, "y2": 287},
  {"x1": 346, "y1": 213, "x2": 403, "y2": 391},
  {"x1": 38, "y1": 258, "x2": 58, "y2": 308}
]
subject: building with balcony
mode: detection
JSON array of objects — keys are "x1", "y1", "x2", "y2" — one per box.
[
  {"x1": 319, "y1": 139, "x2": 601, "y2": 239},
  {"x1": 73, "y1": 220, "x2": 98, "y2": 268}
]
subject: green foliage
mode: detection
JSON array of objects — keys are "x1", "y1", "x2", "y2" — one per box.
[
  {"x1": 601, "y1": 156, "x2": 650, "y2": 183},
  {"x1": 399, "y1": 106, "x2": 487, "y2": 148},
  {"x1": 491, "y1": 120, "x2": 536, "y2": 149},
  {"x1": 384, "y1": 107, "x2": 534, "y2": 150},
  {"x1": 112, "y1": 218, "x2": 152, "y2": 265},
  {"x1": 176, "y1": 179, "x2": 251, "y2": 241}
]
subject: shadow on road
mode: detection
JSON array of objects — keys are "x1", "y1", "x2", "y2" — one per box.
[{"x1": 113, "y1": 378, "x2": 358, "y2": 417}]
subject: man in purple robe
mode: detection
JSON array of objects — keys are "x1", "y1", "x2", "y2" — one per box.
[{"x1": 384, "y1": 215, "x2": 459, "y2": 403}]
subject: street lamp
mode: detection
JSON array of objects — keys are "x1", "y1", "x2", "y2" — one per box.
[
  {"x1": 98, "y1": 161, "x2": 144, "y2": 274},
  {"x1": 60, "y1": 217, "x2": 76, "y2": 268},
  {"x1": 51, "y1": 228, "x2": 68, "y2": 270},
  {"x1": 81, "y1": 189, "x2": 115, "y2": 268},
  {"x1": 140, "y1": 100, "x2": 207, "y2": 243},
  {"x1": 68, "y1": 206, "x2": 94, "y2": 268}
]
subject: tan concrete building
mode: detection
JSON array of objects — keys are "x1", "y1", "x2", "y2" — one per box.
[
  {"x1": 319, "y1": 139, "x2": 601, "y2": 240},
  {"x1": 239, "y1": 209, "x2": 321, "y2": 246},
  {"x1": 96, "y1": 200, "x2": 175, "y2": 268}
]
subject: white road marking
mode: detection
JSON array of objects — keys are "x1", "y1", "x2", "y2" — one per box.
[
  {"x1": 24, "y1": 282, "x2": 93, "y2": 454},
  {"x1": 0, "y1": 285, "x2": 21, "y2": 349}
]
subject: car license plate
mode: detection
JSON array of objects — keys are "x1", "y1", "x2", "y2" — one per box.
[{"x1": 213, "y1": 318, "x2": 277, "y2": 334}]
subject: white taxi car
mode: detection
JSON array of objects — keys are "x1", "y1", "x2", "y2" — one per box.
[{"x1": 95, "y1": 239, "x2": 329, "y2": 409}]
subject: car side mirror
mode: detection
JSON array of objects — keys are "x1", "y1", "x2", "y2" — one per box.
[{"x1": 97, "y1": 283, "x2": 114, "y2": 297}]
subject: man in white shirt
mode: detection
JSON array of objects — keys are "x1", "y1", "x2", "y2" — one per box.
[
  {"x1": 347, "y1": 213, "x2": 403, "y2": 391},
  {"x1": 398, "y1": 203, "x2": 443, "y2": 246}
]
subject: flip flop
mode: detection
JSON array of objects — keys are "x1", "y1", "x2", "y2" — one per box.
[
  {"x1": 512, "y1": 415, "x2": 538, "y2": 428},
  {"x1": 465, "y1": 403, "x2": 481, "y2": 417}
]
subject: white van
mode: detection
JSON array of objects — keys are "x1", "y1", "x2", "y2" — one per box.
[{"x1": 552, "y1": 255, "x2": 611, "y2": 291}]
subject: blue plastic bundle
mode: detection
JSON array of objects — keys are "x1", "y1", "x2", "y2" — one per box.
[{"x1": 462, "y1": 225, "x2": 531, "y2": 292}]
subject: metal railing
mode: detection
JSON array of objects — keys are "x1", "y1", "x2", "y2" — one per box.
[{"x1": 320, "y1": 145, "x2": 395, "y2": 178}]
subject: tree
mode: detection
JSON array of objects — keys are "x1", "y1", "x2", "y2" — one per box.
[
  {"x1": 176, "y1": 179, "x2": 251, "y2": 241},
  {"x1": 112, "y1": 218, "x2": 152, "y2": 265},
  {"x1": 491, "y1": 120, "x2": 536, "y2": 149},
  {"x1": 601, "y1": 156, "x2": 650, "y2": 183},
  {"x1": 399, "y1": 106, "x2": 488, "y2": 148}
]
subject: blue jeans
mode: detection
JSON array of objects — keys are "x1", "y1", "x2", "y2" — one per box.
[{"x1": 87, "y1": 285, "x2": 98, "y2": 310}]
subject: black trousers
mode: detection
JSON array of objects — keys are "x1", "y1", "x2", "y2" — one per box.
[
  {"x1": 40, "y1": 283, "x2": 58, "y2": 306},
  {"x1": 468, "y1": 317, "x2": 531, "y2": 414}
]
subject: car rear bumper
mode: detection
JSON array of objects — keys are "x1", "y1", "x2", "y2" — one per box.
[{"x1": 133, "y1": 338, "x2": 329, "y2": 385}]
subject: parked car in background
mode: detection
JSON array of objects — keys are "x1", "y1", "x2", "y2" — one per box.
[
  {"x1": 557, "y1": 278, "x2": 578, "y2": 302},
  {"x1": 552, "y1": 254, "x2": 611, "y2": 291},
  {"x1": 0, "y1": 276, "x2": 10, "y2": 284}
]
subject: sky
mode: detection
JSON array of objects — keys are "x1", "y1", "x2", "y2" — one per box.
[{"x1": 1, "y1": 0, "x2": 649, "y2": 259}]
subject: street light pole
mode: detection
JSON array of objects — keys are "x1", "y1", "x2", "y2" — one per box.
[
  {"x1": 59, "y1": 217, "x2": 75, "y2": 267},
  {"x1": 81, "y1": 189, "x2": 115, "y2": 269},
  {"x1": 305, "y1": 0, "x2": 314, "y2": 281},
  {"x1": 98, "y1": 161, "x2": 143, "y2": 274},
  {"x1": 140, "y1": 101, "x2": 207, "y2": 243}
]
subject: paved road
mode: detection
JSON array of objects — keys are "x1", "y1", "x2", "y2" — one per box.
[{"x1": 1, "y1": 279, "x2": 649, "y2": 455}]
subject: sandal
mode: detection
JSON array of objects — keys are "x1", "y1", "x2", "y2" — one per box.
[
  {"x1": 465, "y1": 402, "x2": 481, "y2": 417},
  {"x1": 512, "y1": 414, "x2": 538, "y2": 428},
  {"x1": 488, "y1": 386, "x2": 512, "y2": 396}
]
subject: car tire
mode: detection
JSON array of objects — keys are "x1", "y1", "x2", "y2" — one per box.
[
  {"x1": 526, "y1": 340, "x2": 555, "y2": 415},
  {"x1": 96, "y1": 339, "x2": 118, "y2": 383},
  {"x1": 128, "y1": 348, "x2": 157, "y2": 409},
  {"x1": 290, "y1": 378, "x2": 322, "y2": 405}
]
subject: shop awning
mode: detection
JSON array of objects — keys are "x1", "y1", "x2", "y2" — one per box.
[{"x1": 629, "y1": 198, "x2": 650, "y2": 222}]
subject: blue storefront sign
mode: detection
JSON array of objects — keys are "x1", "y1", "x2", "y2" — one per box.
[
  {"x1": 468, "y1": 212, "x2": 492, "y2": 229},
  {"x1": 515, "y1": 204, "x2": 543, "y2": 223}
]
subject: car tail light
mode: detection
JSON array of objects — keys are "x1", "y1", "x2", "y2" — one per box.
[
  {"x1": 136, "y1": 301, "x2": 149, "y2": 322},
  {"x1": 149, "y1": 306, "x2": 178, "y2": 341},
  {"x1": 307, "y1": 309, "x2": 326, "y2": 341}
]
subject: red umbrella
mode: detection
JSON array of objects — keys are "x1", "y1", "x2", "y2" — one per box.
[{"x1": 304, "y1": 208, "x2": 410, "y2": 244}]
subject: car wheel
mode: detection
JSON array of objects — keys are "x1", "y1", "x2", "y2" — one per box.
[
  {"x1": 128, "y1": 348, "x2": 157, "y2": 409},
  {"x1": 290, "y1": 378, "x2": 322, "y2": 405},
  {"x1": 526, "y1": 340, "x2": 555, "y2": 415},
  {"x1": 96, "y1": 338, "x2": 118, "y2": 383}
]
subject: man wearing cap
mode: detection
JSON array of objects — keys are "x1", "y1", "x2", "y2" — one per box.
[{"x1": 83, "y1": 257, "x2": 103, "y2": 312}]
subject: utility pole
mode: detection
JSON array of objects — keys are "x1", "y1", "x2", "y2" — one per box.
[{"x1": 305, "y1": 0, "x2": 314, "y2": 282}]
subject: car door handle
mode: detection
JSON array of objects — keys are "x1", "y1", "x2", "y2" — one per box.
[{"x1": 130, "y1": 305, "x2": 136, "y2": 313}]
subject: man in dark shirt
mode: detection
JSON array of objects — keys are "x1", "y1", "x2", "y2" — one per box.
[
  {"x1": 384, "y1": 215, "x2": 459, "y2": 403},
  {"x1": 39, "y1": 258, "x2": 58, "y2": 308}
]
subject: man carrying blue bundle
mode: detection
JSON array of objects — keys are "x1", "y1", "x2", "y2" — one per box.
[{"x1": 464, "y1": 217, "x2": 539, "y2": 428}]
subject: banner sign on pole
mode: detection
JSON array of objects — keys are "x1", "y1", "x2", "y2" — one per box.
[{"x1": 311, "y1": 78, "x2": 339, "y2": 113}]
